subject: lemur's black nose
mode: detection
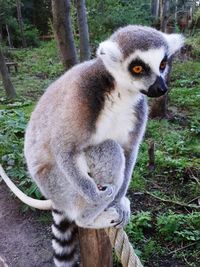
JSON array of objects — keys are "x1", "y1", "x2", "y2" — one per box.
[
  {"x1": 147, "y1": 76, "x2": 168, "y2": 97},
  {"x1": 141, "y1": 76, "x2": 168, "y2": 98}
]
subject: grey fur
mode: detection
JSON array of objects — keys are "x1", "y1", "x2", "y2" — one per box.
[
  {"x1": 86, "y1": 140, "x2": 125, "y2": 186},
  {"x1": 111, "y1": 25, "x2": 168, "y2": 58},
  {"x1": 76, "y1": 139, "x2": 125, "y2": 227}
]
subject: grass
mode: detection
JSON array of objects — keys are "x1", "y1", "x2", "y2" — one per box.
[
  {"x1": 0, "y1": 40, "x2": 63, "y2": 101},
  {"x1": 0, "y1": 42, "x2": 200, "y2": 267}
]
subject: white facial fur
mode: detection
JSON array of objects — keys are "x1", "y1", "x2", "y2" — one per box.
[
  {"x1": 129, "y1": 48, "x2": 165, "y2": 76},
  {"x1": 97, "y1": 29, "x2": 184, "y2": 94},
  {"x1": 162, "y1": 33, "x2": 185, "y2": 56},
  {"x1": 97, "y1": 40, "x2": 123, "y2": 67},
  {"x1": 97, "y1": 41, "x2": 166, "y2": 93}
]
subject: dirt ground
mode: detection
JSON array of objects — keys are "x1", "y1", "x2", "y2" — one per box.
[{"x1": 0, "y1": 183, "x2": 53, "y2": 267}]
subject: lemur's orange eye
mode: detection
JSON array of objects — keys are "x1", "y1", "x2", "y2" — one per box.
[
  {"x1": 132, "y1": 66, "x2": 143, "y2": 74},
  {"x1": 160, "y1": 61, "x2": 167, "y2": 71}
]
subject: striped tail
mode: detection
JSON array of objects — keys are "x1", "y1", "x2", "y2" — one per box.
[{"x1": 52, "y1": 210, "x2": 79, "y2": 267}]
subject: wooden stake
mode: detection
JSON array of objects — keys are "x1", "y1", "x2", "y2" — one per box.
[
  {"x1": 78, "y1": 228, "x2": 113, "y2": 267},
  {"x1": 148, "y1": 141, "x2": 155, "y2": 171}
]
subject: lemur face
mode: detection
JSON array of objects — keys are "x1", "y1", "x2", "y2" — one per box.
[
  {"x1": 97, "y1": 25, "x2": 184, "y2": 97},
  {"x1": 126, "y1": 47, "x2": 168, "y2": 97}
]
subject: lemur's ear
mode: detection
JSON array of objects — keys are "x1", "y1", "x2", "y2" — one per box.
[
  {"x1": 163, "y1": 33, "x2": 185, "y2": 56},
  {"x1": 97, "y1": 40, "x2": 123, "y2": 66}
]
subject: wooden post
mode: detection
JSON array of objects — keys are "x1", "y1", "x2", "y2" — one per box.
[
  {"x1": 148, "y1": 141, "x2": 155, "y2": 171},
  {"x1": 78, "y1": 228, "x2": 113, "y2": 267}
]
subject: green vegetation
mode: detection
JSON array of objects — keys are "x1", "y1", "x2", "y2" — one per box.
[
  {"x1": 1, "y1": 41, "x2": 63, "y2": 100},
  {"x1": 0, "y1": 41, "x2": 63, "y2": 201},
  {"x1": 0, "y1": 0, "x2": 51, "y2": 47},
  {"x1": 86, "y1": 0, "x2": 152, "y2": 45}
]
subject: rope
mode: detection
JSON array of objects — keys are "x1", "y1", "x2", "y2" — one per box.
[{"x1": 105, "y1": 227, "x2": 143, "y2": 267}]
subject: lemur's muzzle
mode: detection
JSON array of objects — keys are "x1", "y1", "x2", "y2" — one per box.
[{"x1": 141, "y1": 76, "x2": 168, "y2": 98}]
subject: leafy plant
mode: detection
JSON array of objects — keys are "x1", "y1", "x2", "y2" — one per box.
[
  {"x1": 0, "y1": 105, "x2": 42, "y2": 199},
  {"x1": 156, "y1": 211, "x2": 200, "y2": 243},
  {"x1": 86, "y1": 0, "x2": 152, "y2": 45},
  {"x1": 24, "y1": 24, "x2": 40, "y2": 47},
  {"x1": 143, "y1": 239, "x2": 163, "y2": 259},
  {"x1": 126, "y1": 211, "x2": 152, "y2": 242}
]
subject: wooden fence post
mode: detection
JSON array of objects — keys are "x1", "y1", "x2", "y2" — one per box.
[{"x1": 78, "y1": 228, "x2": 113, "y2": 267}]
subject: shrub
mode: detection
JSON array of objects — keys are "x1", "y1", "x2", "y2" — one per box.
[
  {"x1": 156, "y1": 211, "x2": 200, "y2": 243},
  {"x1": 186, "y1": 31, "x2": 200, "y2": 59},
  {"x1": 24, "y1": 24, "x2": 40, "y2": 47}
]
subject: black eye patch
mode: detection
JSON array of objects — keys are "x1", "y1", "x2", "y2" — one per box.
[
  {"x1": 163, "y1": 55, "x2": 168, "y2": 61},
  {"x1": 128, "y1": 59, "x2": 151, "y2": 77}
]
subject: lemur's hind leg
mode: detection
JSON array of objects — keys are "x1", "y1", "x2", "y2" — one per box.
[{"x1": 76, "y1": 139, "x2": 125, "y2": 228}]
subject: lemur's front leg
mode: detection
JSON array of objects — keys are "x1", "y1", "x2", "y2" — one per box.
[
  {"x1": 76, "y1": 139, "x2": 126, "y2": 228},
  {"x1": 78, "y1": 148, "x2": 134, "y2": 229},
  {"x1": 107, "y1": 150, "x2": 134, "y2": 227}
]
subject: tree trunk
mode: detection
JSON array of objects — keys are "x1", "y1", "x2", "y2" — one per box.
[
  {"x1": 0, "y1": 46, "x2": 16, "y2": 99},
  {"x1": 52, "y1": 0, "x2": 78, "y2": 70},
  {"x1": 149, "y1": 94, "x2": 168, "y2": 118},
  {"x1": 16, "y1": 0, "x2": 27, "y2": 48},
  {"x1": 5, "y1": 25, "x2": 13, "y2": 48},
  {"x1": 151, "y1": 0, "x2": 160, "y2": 18},
  {"x1": 175, "y1": 0, "x2": 178, "y2": 22},
  {"x1": 160, "y1": 0, "x2": 169, "y2": 32},
  {"x1": 76, "y1": 0, "x2": 90, "y2": 61},
  {"x1": 150, "y1": 57, "x2": 173, "y2": 119},
  {"x1": 98, "y1": 0, "x2": 105, "y2": 13},
  {"x1": 150, "y1": 0, "x2": 171, "y2": 119},
  {"x1": 78, "y1": 228, "x2": 113, "y2": 267}
]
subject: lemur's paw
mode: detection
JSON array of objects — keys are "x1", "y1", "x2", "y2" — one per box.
[
  {"x1": 97, "y1": 184, "x2": 116, "y2": 203},
  {"x1": 112, "y1": 197, "x2": 131, "y2": 228},
  {"x1": 83, "y1": 207, "x2": 120, "y2": 229}
]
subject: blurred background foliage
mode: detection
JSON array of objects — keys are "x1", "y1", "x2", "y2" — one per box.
[{"x1": 0, "y1": 1, "x2": 200, "y2": 53}]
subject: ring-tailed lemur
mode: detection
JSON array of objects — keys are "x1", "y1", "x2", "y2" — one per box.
[{"x1": 24, "y1": 25, "x2": 184, "y2": 266}]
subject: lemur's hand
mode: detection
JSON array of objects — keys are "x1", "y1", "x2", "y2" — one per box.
[
  {"x1": 96, "y1": 184, "x2": 116, "y2": 204},
  {"x1": 109, "y1": 197, "x2": 131, "y2": 228},
  {"x1": 97, "y1": 184, "x2": 111, "y2": 191}
]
